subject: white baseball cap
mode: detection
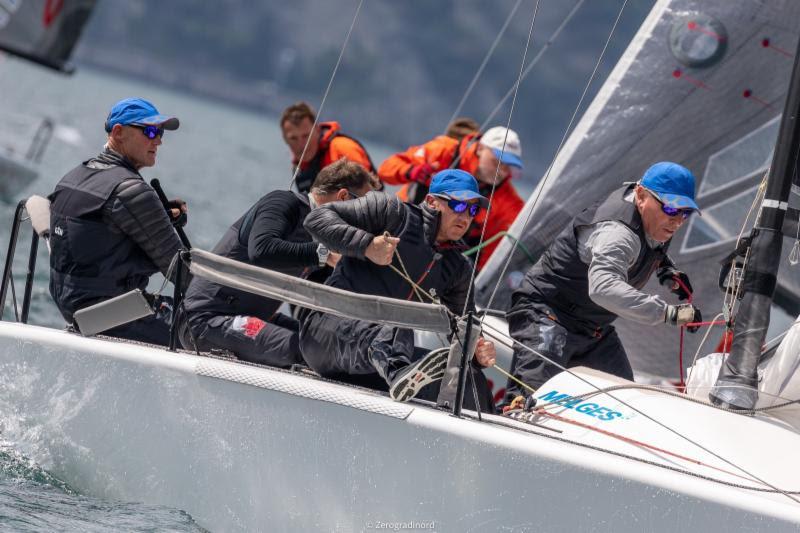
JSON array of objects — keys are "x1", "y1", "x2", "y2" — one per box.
[{"x1": 480, "y1": 126, "x2": 523, "y2": 168}]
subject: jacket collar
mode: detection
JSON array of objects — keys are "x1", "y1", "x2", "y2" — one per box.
[{"x1": 86, "y1": 147, "x2": 141, "y2": 175}]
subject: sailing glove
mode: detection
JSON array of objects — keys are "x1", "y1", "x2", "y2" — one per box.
[
  {"x1": 167, "y1": 198, "x2": 188, "y2": 228},
  {"x1": 407, "y1": 163, "x2": 436, "y2": 184},
  {"x1": 657, "y1": 266, "x2": 693, "y2": 300},
  {"x1": 665, "y1": 303, "x2": 702, "y2": 333}
]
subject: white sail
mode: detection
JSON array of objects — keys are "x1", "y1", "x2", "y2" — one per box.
[{"x1": 476, "y1": 0, "x2": 800, "y2": 378}]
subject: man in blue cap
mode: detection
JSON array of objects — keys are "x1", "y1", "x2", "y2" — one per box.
[
  {"x1": 48, "y1": 97, "x2": 187, "y2": 345},
  {"x1": 300, "y1": 169, "x2": 497, "y2": 403},
  {"x1": 505, "y1": 162, "x2": 703, "y2": 399}
]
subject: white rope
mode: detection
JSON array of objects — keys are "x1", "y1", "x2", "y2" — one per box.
[
  {"x1": 288, "y1": 0, "x2": 364, "y2": 191},
  {"x1": 479, "y1": 319, "x2": 800, "y2": 502},
  {"x1": 446, "y1": 0, "x2": 524, "y2": 129},
  {"x1": 481, "y1": 0, "x2": 630, "y2": 316},
  {"x1": 684, "y1": 312, "x2": 725, "y2": 386},
  {"x1": 460, "y1": 0, "x2": 541, "y2": 318}
]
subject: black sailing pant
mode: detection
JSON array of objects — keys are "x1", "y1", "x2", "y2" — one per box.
[
  {"x1": 186, "y1": 312, "x2": 302, "y2": 368},
  {"x1": 505, "y1": 296, "x2": 633, "y2": 400},
  {"x1": 300, "y1": 310, "x2": 496, "y2": 412},
  {"x1": 299, "y1": 310, "x2": 416, "y2": 384}
]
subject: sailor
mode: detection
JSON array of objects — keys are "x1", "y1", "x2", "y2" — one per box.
[
  {"x1": 48, "y1": 97, "x2": 185, "y2": 345},
  {"x1": 280, "y1": 101, "x2": 375, "y2": 193},
  {"x1": 505, "y1": 162, "x2": 703, "y2": 398},
  {"x1": 378, "y1": 126, "x2": 524, "y2": 271},
  {"x1": 300, "y1": 169, "x2": 497, "y2": 404},
  {"x1": 181, "y1": 159, "x2": 375, "y2": 367}
]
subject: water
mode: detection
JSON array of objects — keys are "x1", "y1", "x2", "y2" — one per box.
[{"x1": 0, "y1": 57, "x2": 396, "y2": 530}]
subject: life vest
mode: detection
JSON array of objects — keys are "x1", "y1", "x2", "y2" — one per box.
[
  {"x1": 517, "y1": 185, "x2": 669, "y2": 334},
  {"x1": 293, "y1": 122, "x2": 375, "y2": 193},
  {"x1": 48, "y1": 161, "x2": 158, "y2": 321}
]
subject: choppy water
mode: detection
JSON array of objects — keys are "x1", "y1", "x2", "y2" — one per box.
[{"x1": 0, "y1": 57, "x2": 395, "y2": 530}]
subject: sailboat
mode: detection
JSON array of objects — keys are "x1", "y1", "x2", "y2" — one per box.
[
  {"x1": 0, "y1": 0, "x2": 95, "y2": 201},
  {"x1": 2, "y1": 0, "x2": 800, "y2": 531}
]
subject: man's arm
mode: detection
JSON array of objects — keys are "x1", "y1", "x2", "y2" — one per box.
[
  {"x1": 247, "y1": 192, "x2": 318, "y2": 269},
  {"x1": 579, "y1": 221, "x2": 668, "y2": 325},
  {"x1": 105, "y1": 178, "x2": 184, "y2": 275},
  {"x1": 377, "y1": 137, "x2": 454, "y2": 186},
  {"x1": 304, "y1": 191, "x2": 406, "y2": 259}
]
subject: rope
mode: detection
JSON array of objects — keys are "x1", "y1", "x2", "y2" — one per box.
[
  {"x1": 481, "y1": 0, "x2": 631, "y2": 318},
  {"x1": 685, "y1": 313, "x2": 725, "y2": 386},
  {"x1": 490, "y1": 409, "x2": 800, "y2": 494},
  {"x1": 515, "y1": 407, "x2": 763, "y2": 484},
  {"x1": 461, "y1": 0, "x2": 541, "y2": 318},
  {"x1": 461, "y1": 230, "x2": 536, "y2": 264},
  {"x1": 288, "y1": 0, "x2": 364, "y2": 191},
  {"x1": 446, "y1": 0, "x2": 524, "y2": 128},
  {"x1": 478, "y1": 319, "x2": 800, "y2": 501},
  {"x1": 674, "y1": 275, "x2": 695, "y2": 388}
]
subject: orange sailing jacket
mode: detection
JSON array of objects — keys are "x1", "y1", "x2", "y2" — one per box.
[
  {"x1": 378, "y1": 133, "x2": 523, "y2": 271},
  {"x1": 293, "y1": 121, "x2": 374, "y2": 192}
]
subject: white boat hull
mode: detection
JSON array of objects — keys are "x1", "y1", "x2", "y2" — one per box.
[{"x1": 2, "y1": 322, "x2": 800, "y2": 531}]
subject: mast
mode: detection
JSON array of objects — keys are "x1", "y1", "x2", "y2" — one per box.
[{"x1": 709, "y1": 36, "x2": 800, "y2": 410}]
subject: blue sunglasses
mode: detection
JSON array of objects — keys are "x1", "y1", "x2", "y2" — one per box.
[
  {"x1": 646, "y1": 189, "x2": 693, "y2": 220},
  {"x1": 132, "y1": 124, "x2": 164, "y2": 139},
  {"x1": 446, "y1": 198, "x2": 482, "y2": 217}
]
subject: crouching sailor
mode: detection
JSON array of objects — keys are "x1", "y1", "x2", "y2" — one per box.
[
  {"x1": 48, "y1": 98, "x2": 185, "y2": 345},
  {"x1": 181, "y1": 159, "x2": 375, "y2": 367},
  {"x1": 506, "y1": 162, "x2": 703, "y2": 399},
  {"x1": 300, "y1": 169, "x2": 496, "y2": 403}
]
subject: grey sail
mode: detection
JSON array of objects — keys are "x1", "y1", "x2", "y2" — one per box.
[
  {"x1": 476, "y1": 0, "x2": 800, "y2": 378},
  {"x1": 0, "y1": 0, "x2": 96, "y2": 72}
]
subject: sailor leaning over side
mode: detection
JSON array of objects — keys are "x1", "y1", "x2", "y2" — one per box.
[
  {"x1": 48, "y1": 97, "x2": 186, "y2": 346},
  {"x1": 300, "y1": 169, "x2": 497, "y2": 404},
  {"x1": 180, "y1": 159, "x2": 375, "y2": 367},
  {"x1": 378, "y1": 125, "x2": 524, "y2": 271},
  {"x1": 280, "y1": 101, "x2": 375, "y2": 193},
  {"x1": 505, "y1": 162, "x2": 703, "y2": 401}
]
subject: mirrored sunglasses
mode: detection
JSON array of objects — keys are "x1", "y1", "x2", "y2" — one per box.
[
  {"x1": 447, "y1": 198, "x2": 482, "y2": 217},
  {"x1": 132, "y1": 124, "x2": 164, "y2": 139},
  {"x1": 646, "y1": 189, "x2": 693, "y2": 220}
]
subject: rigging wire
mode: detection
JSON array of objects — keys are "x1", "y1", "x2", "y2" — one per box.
[
  {"x1": 478, "y1": 319, "x2": 800, "y2": 502},
  {"x1": 481, "y1": 0, "x2": 630, "y2": 317},
  {"x1": 448, "y1": 0, "x2": 586, "y2": 171},
  {"x1": 287, "y1": 0, "x2": 364, "y2": 192},
  {"x1": 445, "y1": 0, "x2": 524, "y2": 129},
  {"x1": 478, "y1": 0, "x2": 586, "y2": 133},
  {"x1": 460, "y1": 0, "x2": 541, "y2": 318}
]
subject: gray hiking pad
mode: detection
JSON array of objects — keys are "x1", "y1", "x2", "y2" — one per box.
[{"x1": 190, "y1": 249, "x2": 453, "y2": 334}]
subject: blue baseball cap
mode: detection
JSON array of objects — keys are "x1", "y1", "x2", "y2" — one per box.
[
  {"x1": 639, "y1": 162, "x2": 700, "y2": 212},
  {"x1": 104, "y1": 97, "x2": 180, "y2": 133},
  {"x1": 429, "y1": 169, "x2": 489, "y2": 207}
]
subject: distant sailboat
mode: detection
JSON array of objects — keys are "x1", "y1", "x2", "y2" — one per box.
[{"x1": 0, "y1": 0, "x2": 96, "y2": 201}]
